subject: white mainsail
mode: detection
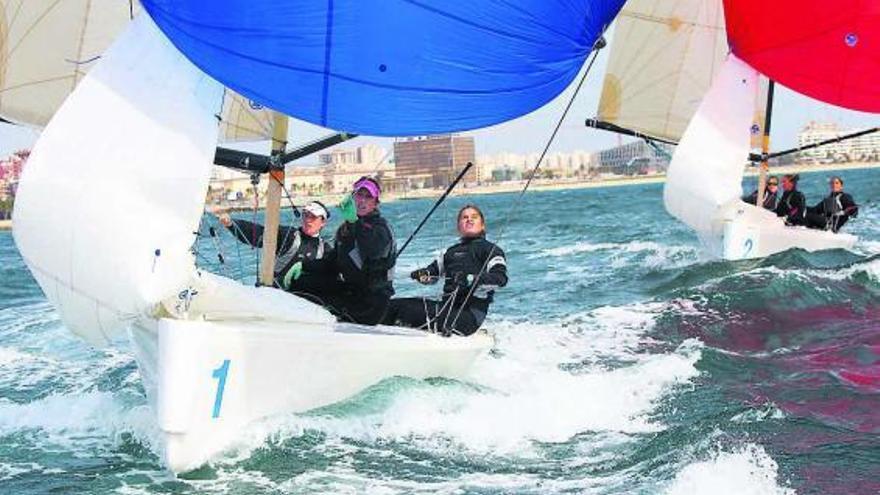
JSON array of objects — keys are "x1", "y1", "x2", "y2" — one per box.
[
  {"x1": 663, "y1": 54, "x2": 757, "y2": 237},
  {"x1": 596, "y1": 0, "x2": 728, "y2": 142},
  {"x1": 12, "y1": 14, "x2": 224, "y2": 345},
  {"x1": 0, "y1": 0, "x2": 271, "y2": 142}
]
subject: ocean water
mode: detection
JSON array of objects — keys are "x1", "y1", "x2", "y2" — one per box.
[{"x1": 1, "y1": 168, "x2": 879, "y2": 494}]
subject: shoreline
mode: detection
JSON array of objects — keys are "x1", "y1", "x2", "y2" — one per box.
[
  {"x1": 218, "y1": 160, "x2": 880, "y2": 211},
  {"x1": 3, "y1": 162, "x2": 877, "y2": 224}
]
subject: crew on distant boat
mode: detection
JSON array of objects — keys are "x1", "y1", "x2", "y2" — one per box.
[
  {"x1": 775, "y1": 174, "x2": 806, "y2": 226},
  {"x1": 297, "y1": 176, "x2": 396, "y2": 325},
  {"x1": 382, "y1": 204, "x2": 507, "y2": 336},
  {"x1": 742, "y1": 175, "x2": 778, "y2": 210},
  {"x1": 805, "y1": 176, "x2": 859, "y2": 233},
  {"x1": 216, "y1": 201, "x2": 331, "y2": 296}
]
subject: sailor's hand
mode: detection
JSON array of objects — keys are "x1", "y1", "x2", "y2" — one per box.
[
  {"x1": 217, "y1": 213, "x2": 232, "y2": 228},
  {"x1": 338, "y1": 195, "x2": 358, "y2": 223},
  {"x1": 282, "y1": 261, "x2": 303, "y2": 288},
  {"x1": 451, "y1": 272, "x2": 473, "y2": 288},
  {"x1": 410, "y1": 268, "x2": 432, "y2": 284}
]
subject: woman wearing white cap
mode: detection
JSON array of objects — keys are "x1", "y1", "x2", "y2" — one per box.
[
  {"x1": 300, "y1": 176, "x2": 397, "y2": 325},
  {"x1": 216, "y1": 200, "x2": 331, "y2": 296}
]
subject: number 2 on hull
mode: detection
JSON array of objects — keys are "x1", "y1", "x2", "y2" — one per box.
[{"x1": 211, "y1": 359, "x2": 231, "y2": 418}]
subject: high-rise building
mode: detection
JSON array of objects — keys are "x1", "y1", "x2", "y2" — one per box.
[
  {"x1": 797, "y1": 121, "x2": 852, "y2": 160},
  {"x1": 596, "y1": 140, "x2": 671, "y2": 175},
  {"x1": 797, "y1": 121, "x2": 880, "y2": 161},
  {"x1": 393, "y1": 135, "x2": 476, "y2": 187}
]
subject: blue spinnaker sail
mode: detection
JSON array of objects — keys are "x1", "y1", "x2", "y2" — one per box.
[{"x1": 140, "y1": 0, "x2": 624, "y2": 136}]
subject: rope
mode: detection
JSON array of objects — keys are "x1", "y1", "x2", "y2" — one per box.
[
  {"x1": 449, "y1": 34, "x2": 607, "y2": 330},
  {"x1": 269, "y1": 171, "x2": 301, "y2": 261},
  {"x1": 251, "y1": 174, "x2": 261, "y2": 283},
  {"x1": 207, "y1": 222, "x2": 231, "y2": 279}
]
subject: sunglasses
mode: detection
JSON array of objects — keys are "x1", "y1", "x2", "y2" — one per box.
[{"x1": 768, "y1": 182, "x2": 778, "y2": 186}]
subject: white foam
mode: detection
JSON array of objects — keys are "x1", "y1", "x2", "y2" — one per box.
[
  {"x1": 535, "y1": 240, "x2": 700, "y2": 270},
  {"x1": 0, "y1": 392, "x2": 160, "y2": 455},
  {"x1": 665, "y1": 444, "x2": 795, "y2": 495},
  {"x1": 730, "y1": 404, "x2": 786, "y2": 424},
  {"x1": 0, "y1": 462, "x2": 41, "y2": 481},
  {"x1": 210, "y1": 302, "x2": 702, "y2": 466}
]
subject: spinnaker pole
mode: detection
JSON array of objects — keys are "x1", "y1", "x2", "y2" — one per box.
[
  {"x1": 259, "y1": 111, "x2": 289, "y2": 286},
  {"x1": 757, "y1": 80, "x2": 775, "y2": 204}
]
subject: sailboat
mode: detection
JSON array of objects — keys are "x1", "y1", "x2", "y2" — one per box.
[
  {"x1": 5, "y1": 1, "x2": 625, "y2": 472},
  {"x1": 591, "y1": 0, "x2": 874, "y2": 260}
]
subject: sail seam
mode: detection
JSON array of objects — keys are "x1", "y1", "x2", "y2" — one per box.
[{"x1": 320, "y1": 0, "x2": 335, "y2": 126}]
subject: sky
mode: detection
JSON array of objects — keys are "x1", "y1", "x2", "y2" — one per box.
[{"x1": 2, "y1": 23, "x2": 878, "y2": 162}]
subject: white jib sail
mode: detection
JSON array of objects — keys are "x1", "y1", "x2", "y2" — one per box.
[
  {"x1": 12, "y1": 14, "x2": 224, "y2": 346},
  {"x1": 663, "y1": 54, "x2": 758, "y2": 236}
]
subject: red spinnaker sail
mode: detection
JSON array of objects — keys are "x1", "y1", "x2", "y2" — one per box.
[{"x1": 724, "y1": 0, "x2": 880, "y2": 112}]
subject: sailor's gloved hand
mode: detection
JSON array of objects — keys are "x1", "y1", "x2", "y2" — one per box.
[
  {"x1": 338, "y1": 195, "x2": 358, "y2": 223},
  {"x1": 410, "y1": 268, "x2": 432, "y2": 284},
  {"x1": 451, "y1": 271, "x2": 473, "y2": 289},
  {"x1": 282, "y1": 261, "x2": 303, "y2": 289}
]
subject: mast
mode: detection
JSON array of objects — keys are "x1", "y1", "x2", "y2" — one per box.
[
  {"x1": 259, "y1": 111, "x2": 289, "y2": 286},
  {"x1": 757, "y1": 80, "x2": 775, "y2": 205}
]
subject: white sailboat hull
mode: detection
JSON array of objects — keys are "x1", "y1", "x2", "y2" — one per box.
[
  {"x1": 129, "y1": 317, "x2": 492, "y2": 473},
  {"x1": 708, "y1": 201, "x2": 856, "y2": 260}
]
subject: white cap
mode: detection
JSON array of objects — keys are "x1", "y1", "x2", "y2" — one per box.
[{"x1": 302, "y1": 201, "x2": 329, "y2": 219}]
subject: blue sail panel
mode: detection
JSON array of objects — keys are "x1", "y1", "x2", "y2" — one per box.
[{"x1": 141, "y1": 0, "x2": 625, "y2": 136}]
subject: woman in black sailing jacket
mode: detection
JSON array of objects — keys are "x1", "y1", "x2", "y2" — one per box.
[
  {"x1": 742, "y1": 175, "x2": 779, "y2": 210},
  {"x1": 216, "y1": 201, "x2": 332, "y2": 297},
  {"x1": 383, "y1": 204, "x2": 507, "y2": 336},
  {"x1": 775, "y1": 174, "x2": 806, "y2": 226},
  {"x1": 805, "y1": 176, "x2": 859, "y2": 232}
]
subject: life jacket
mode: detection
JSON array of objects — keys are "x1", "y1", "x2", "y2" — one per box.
[
  {"x1": 335, "y1": 213, "x2": 396, "y2": 295},
  {"x1": 274, "y1": 229, "x2": 326, "y2": 281},
  {"x1": 438, "y1": 236, "x2": 507, "y2": 310}
]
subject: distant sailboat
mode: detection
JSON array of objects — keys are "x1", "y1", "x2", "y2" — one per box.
[
  {"x1": 6, "y1": 0, "x2": 626, "y2": 472},
  {"x1": 592, "y1": 0, "x2": 873, "y2": 260}
]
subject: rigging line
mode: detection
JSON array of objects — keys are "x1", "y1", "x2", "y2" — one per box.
[
  {"x1": 369, "y1": 146, "x2": 393, "y2": 176},
  {"x1": 207, "y1": 218, "x2": 232, "y2": 279},
  {"x1": 251, "y1": 175, "x2": 261, "y2": 283},
  {"x1": 450, "y1": 33, "x2": 607, "y2": 330},
  {"x1": 269, "y1": 169, "x2": 302, "y2": 269},
  {"x1": 759, "y1": 127, "x2": 880, "y2": 162},
  {"x1": 396, "y1": 161, "x2": 473, "y2": 260},
  {"x1": 222, "y1": 217, "x2": 248, "y2": 281}
]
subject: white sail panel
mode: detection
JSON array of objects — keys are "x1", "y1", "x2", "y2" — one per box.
[
  {"x1": 219, "y1": 93, "x2": 274, "y2": 142},
  {"x1": 0, "y1": 1, "x2": 270, "y2": 141},
  {"x1": 663, "y1": 55, "x2": 757, "y2": 236},
  {"x1": 597, "y1": 0, "x2": 727, "y2": 141},
  {"x1": 0, "y1": 0, "x2": 138, "y2": 126},
  {"x1": 12, "y1": 15, "x2": 224, "y2": 346}
]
